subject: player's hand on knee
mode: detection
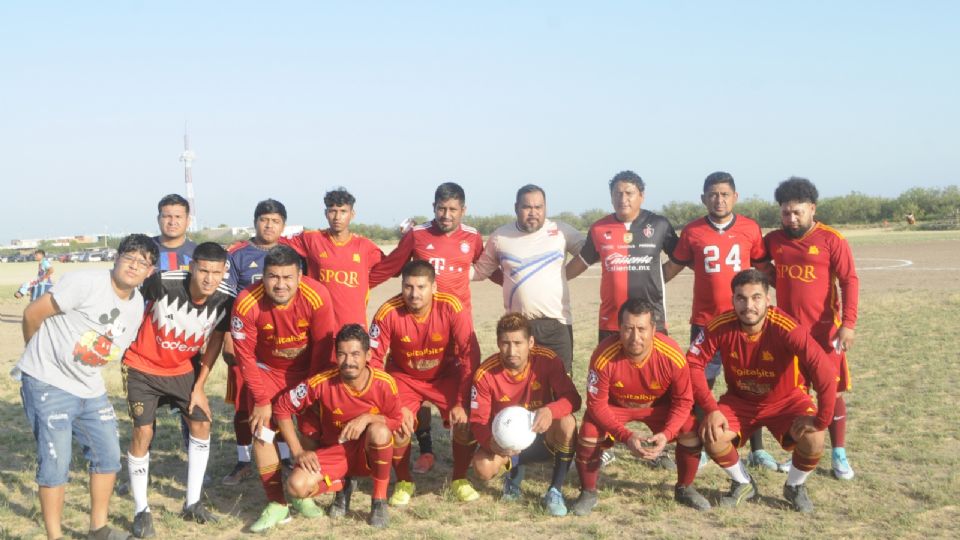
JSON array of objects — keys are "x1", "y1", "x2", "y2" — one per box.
[
  {"x1": 339, "y1": 414, "x2": 371, "y2": 442},
  {"x1": 295, "y1": 449, "x2": 321, "y2": 474},
  {"x1": 449, "y1": 405, "x2": 468, "y2": 426},
  {"x1": 701, "y1": 410, "x2": 729, "y2": 444},
  {"x1": 250, "y1": 404, "x2": 272, "y2": 437},
  {"x1": 530, "y1": 407, "x2": 553, "y2": 434},
  {"x1": 789, "y1": 415, "x2": 818, "y2": 441},
  {"x1": 398, "y1": 407, "x2": 415, "y2": 438},
  {"x1": 638, "y1": 433, "x2": 667, "y2": 460}
]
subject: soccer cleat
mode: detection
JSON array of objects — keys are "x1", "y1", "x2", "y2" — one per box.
[
  {"x1": 646, "y1": 451, "x2": 677, "y2": 471},
  {"x1": 542, "y1": 487, "x2": 568, "y2": 517},
  {"x1": 181, "y1": 501, "x2": 219, "y2": 524},
  {"x1": 719, "y1": 475, "x2": 759, "y2": 507},
  {"x1": 368, "y1": 499, "x2": 389, "y2": 528},
  {"x1": 778, "y1": 458, "x2": 793, "y2": 473},
  {"x1": 413, "y1": 452, "x2": 435, "y2": 474},
  {"x1": 132, "y1": 510, "x2": 155, "y2": 538},
  {"x1": 571, "y1": 490, "x2": 599, "y2": 516},
  {"x1": 222, "y1": 461, "x2": 253, "y2": 486},
  {"x1": 289, "y1": 497, "x2": 324, "y2": 519},
  {"x1": 674, "y1": 484, "x2": 711, "y2": 511},
  {"x1": 783, "y1": 483, "x2": 815, "y2": 513},
  {"x1": 600, "y1": 449, "x2": 616, "y2": 468},
  {"x1": 501, "y1": 466, "x2": 524, "y2": 502},
  {"x1": 88, "y1": 526, "x2": 134, "y2": 540},
  {"x1": 249, "y1": 502, "x2": 291, "y2": 533},
  {"x1": 832, "y1": 447, "x2": 855, "y2": 480},
  {"x1": 451, "y1": 478, "x2": 480, "y2": 502},
  {"x1": 748, "y1": 449, "x2": 781, "y2": 472},
  {"x1": 388, "y1": 480, "x2": 416, "y2": 506},
  {"x1": 698, "y1": 451, "x2": 710, "y2": 471},
  {"x1": 328, "y1": 477, "x2": 356, "y2": 518}
]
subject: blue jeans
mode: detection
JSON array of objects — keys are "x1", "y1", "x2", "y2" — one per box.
[{"x1": 20, "y1": 373, "x2": 122, "y2": 487}]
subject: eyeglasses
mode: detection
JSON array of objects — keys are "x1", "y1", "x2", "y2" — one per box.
[{"x1": 119, "y1": 254, "x2": 153, "y2": 270}]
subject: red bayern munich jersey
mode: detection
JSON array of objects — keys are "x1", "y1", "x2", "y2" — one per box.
[
  {"x1": 273, "y1": 367, "x2": 403, "y2": 446},
  {"x1": 687, "y1": 307, "x2": 837, "y2": 430},
  {"x1": 469, "y1": 346, "x2": 581, "y2": 448},
  {"x1": 231, "y1": 276, "x2": 337, "y2": 406},
  {"x1": 368, "y1": 292, "x2": 480, "y2": 405},
  {"x1": 764, "y1": 222, "x2": 859, "y2": 345},
  {"x1": 585, "y1": 333, "x2": 693, "y2": 441},
  {"x1": 369, "y1": 221, "x2": 484, "y2": 314},
  {"x1": 672, "y1": 214, "x2": 767, "y2": 326},
  {"x1": 579, "y1": 212, "x2": 678, "y2": 332},
  {"x1": 282, "y1": 231, "x2": 383, "y2": 329},
  {"x1": 123, "y1": 271, "x2": 235, "y2": 377}
]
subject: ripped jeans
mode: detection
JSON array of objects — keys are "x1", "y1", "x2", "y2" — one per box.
[{"x1": 20, "y1": 373, "x2": 121, "y2": 487}]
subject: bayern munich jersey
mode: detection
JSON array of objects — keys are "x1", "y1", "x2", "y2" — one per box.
[
  {"x1": 579, "y1": 211, "x2": 678, "y2": 332},
  {"x1": 225, "y1": 240, "x2": 269, "y2": 292},
  {"x1": 671, "y1": 214, "x2": 767, "y2": 326},
  {"x1": 122, "y1": 271, "x2": 235, "y2": 377},
  {"x1": 151, "y1": 237, "x2": 197, "y2": 272}
]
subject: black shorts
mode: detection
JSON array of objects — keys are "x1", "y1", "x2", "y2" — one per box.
[
  {"x1": 528, "y1": 318, "x2": 574, "y2": 375},
  {"x1": 123, "y1": 365, "x2": 209, "y2": 427}
]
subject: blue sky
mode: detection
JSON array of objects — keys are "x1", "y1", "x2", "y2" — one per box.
[{"x1": 2, "y1": 1, "x2": 957, "y2": 240}]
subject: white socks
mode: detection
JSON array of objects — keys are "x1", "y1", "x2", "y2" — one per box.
[
  {"x1": 724, "y1": 460, "x2": 751, "y2": 484},
  {"x1": 128, "y1": 452, "x2": 150, "y2": 514},
  {"x1": 786, "y1": 461, "x2": 812, "y2": 487},
  {"x1": 186, "y1": 436, "x2": 211, "y2": 506},
  {"x1": 237, "y1": 444, "x2": 252, "y2": 463}
]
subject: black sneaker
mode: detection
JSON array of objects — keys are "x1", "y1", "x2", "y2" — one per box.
[
  {"x1": 719, "y1": 476, "x2": 759, "y2": 507},
  {"x1": 329, "y1": 477, "x2": 357, "y2": 518},
  {"x1": 368, "y1": 499, "x2": 389, "y2": 528},
  {"x1": 783, "y1": 483, "x2": 814, "y2": 513},
  {"x1": 221, "y1": 461, "x2": 253, "y2": 486},
  {"x1": 674, "y1": 484, "x2": 711, "y2": 511},
  {"x1": 181, "y1": 501, "x2": 220, "y2": 524},
  {"x1": 571, "y1": 490, "x2": 599, "y2": 516},
  {"x1": 89, "y1": 525, "x2": 133, "y2": 540},
  {"x1": 132, "y1": 510, "x2": 155, "y2": 538},
  {"x1": 645, "y1": 452, "x2": 677, "y2": 471}
]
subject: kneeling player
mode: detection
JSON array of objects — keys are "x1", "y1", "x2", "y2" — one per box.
[
  {"x1": 470, "y1": 313, "x2": 581, "y2": 516},
  {"x1": 274, "y1": 324, "x2": 402, "y2": 528},
  {"x1": 573, "y1": 299, "x2": 709, "y2": 515},
  {"x1": 689, "y1": 269, "x2": 837, "y2": 512}
]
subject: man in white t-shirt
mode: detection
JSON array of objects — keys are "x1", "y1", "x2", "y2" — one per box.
[{"x1": 473, "y1": 184, "x2": 585, "y2": 374}]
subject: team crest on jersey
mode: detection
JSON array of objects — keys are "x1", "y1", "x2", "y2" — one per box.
[
  {"x1": 623, "y1": 232, "x2": 633, "y2": 243},
  {"x1": 587, "y1": 369, "x2": 599, "y2": 395},
  {"x1": 352, "y1": 253, "x2": 361, "y2": 263},
  {"x1": 643, "y1": 224, "x2": 655, "y2": 238},
  {"x1": 650, "y1": 380, "x2": 662, "y2": 390},
  {"x1": 431, "y1": 332, "x2": 443, "y2": 342},
  {"x1": 290, "y1": 383, "x2": 308, "y2": 408},
  {"x1": 460, "y1": 241, "x2": 470, "y2": 254},
  {"x1": 808, "y1": 245, "x2": 820, "y2": 255},
  {"x1": 761, "y1": 351, "x2": 774, "y2": 362},
  {"x1": 370, "y1": 406, "x2": 380, "y2": 415}
]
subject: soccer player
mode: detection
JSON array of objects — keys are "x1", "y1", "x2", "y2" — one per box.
[
  {"x1": 282, "y1": 187, "x2": 383, "y2": 328},
  {"x1": 689, "y1": 269, "x2": 838, "y2": 512},
  {"x1": 274, "y1": 324, "x2": 403, "y2": 528},
  {"x1": 472, "y1": 185, "x2": 585, "y2": 374},
  {"x1": 17, "y1": 234, "x2": 158, "y2": 540},
  {"x1": 369, "y1": 260, "x2": 482, "y2": 504},
  {"x1": 470, "y1": 313, "x2": 581, "y2": 516},
  {"x1": 122, "y1": 242, "x2": 235, "y2": 537},
  {"x1": 764, "y1": 177, "x2": 860, "y2": 480},
  {"x1": 663, "y1": 172, "x2": 780, "y2": 471},
  {"x1": 221, "y1": 199, "x2": 287, "y2": 486},
  {"x1": 153, "y1": 194, "x2": 197, "y2": 272},
  {"x1": 231, "y1": 245, "x2": 337, "y2": 532},
  {"x1": 369, "y1": 182, "x2": 484, "y2": 474},
  {"x1": 572, "y1": 299, "x2": 710, "y2": 515}
]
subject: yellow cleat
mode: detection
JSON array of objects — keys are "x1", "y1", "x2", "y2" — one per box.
[
  {"x1": 451, "y1": 478, "x2": 480, "y2": 502},
  {"x1": 389, "y1": 480, "x2": 416, "y2": 506}
]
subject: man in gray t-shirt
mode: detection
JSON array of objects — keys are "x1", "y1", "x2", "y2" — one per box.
[{"x1": 18, "y1": 234, "x2": 158, "y2": 540}]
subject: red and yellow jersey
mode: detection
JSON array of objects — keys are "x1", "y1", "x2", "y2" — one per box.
[
  {"x1": 764, "y1": 222, "x2": 859, "y2": 344},
  {"x1": 231, "y1": 276, "x2": 337, "y2": 406},
  {"x1": 687, "y1": 306, "x2": 837, "y2": 430},
  {"x1": 281, "y1": 231, "x2": 383, "y2": 329},
  {"x1": 273, "y1": 367, "x2": 402, "y2": 446},
  {"x1": 469, "y1": 347, "x2": 582, "y2": 447},
  {"x1": 368, "y1": 221, "x2": 484, "y2": 315},
  {"x1": 672, "y1": 215, "x2": 767, "y2": 326},
  {"x1": 585, "y1": 333, "x2": 692, "y2": 442},
  {"x1": 369, "y1": 292, "x2": 480, "y2": 406}
]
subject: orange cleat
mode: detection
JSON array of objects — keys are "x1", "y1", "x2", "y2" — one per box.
[{"x1": 413, "y1": 453, "x2": 435, "y2": 474}]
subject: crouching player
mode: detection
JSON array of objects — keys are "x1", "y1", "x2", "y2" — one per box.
[
  {"x1": 689, "y1": 269, "x2": 837, "y2": 512},
  {"x1": 470, "y1": 313, "x2": 581, "y2": 516},
  {"x1": 573, "y1": 299, "x2": 709, "y2": 515},
  {"x1": 274, "y1": 324, "x2": 402, "y2": 528}
]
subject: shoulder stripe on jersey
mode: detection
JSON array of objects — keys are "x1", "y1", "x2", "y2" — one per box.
[
  {"x1": 216, "y1": 282, "x2": 238, "y2": 297},
  {"x1": 474, "y1": 354, "x2": 503, "y2": 381},
  {"x1": 706, "y1": 311, "x2": 738, "y2": 331},
  {"x1": 413, "y1": 223, "x2": 431, "y2": 231},
  {"x1": 531, "y1": 345, "x2": 557, "y2": 359},
  {"x1": 654, "y1": 338, "x2": 686, "y2": 369},
  {"x1": 460, "y1": 224, "x2": 479, "y2": 234},
  {"x1": 160, "y1": 270, "x2": 188, "y2": 281},
  {"x1": 767, "y1": 311, "x2": 798, "y2": 331},
  {"x1": 434, "y1": 292, "x2": 463, "y2": 312},
  {"x1": 374, "y1": 296, "x2": 405, "y2": 321},
  {"x1": 308, "y1": 368, "x2": 340, "y2": 387},
  {"x1": 816, "y1": 222, "x2": 847, "y2": 240},
  {"x1": 236, "y1": 284, "x2": 265, "y2": 315},
  {"x1": 298, "y1": 282, "x2": 323, "y2": 309},
  {"x1": 594, "y1": 341, "x2": 622, "y2": 372},
  {"x1": 372, "y1": 369, "x2": 399, "y2": 394}
]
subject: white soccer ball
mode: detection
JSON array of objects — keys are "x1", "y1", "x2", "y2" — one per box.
[{"x1": 492, "y1": 406, "x2": 536, "y2": 452}]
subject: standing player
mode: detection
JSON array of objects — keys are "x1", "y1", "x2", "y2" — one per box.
[
  {"x1": 572, "y1": 299, "x2": 710, "y2": 515},
  {"x1": 370, "y1": 182, "x2": 484, "y2": 474},
  {"x1": 369, "y1": 260, "x2": 481, "y2": 505},
  {"x1": 231, "y1": 245, "x2": 337, "y2": 532},
  {"x1": 689, "y1": 269, "x2": 837, "y2": 512},
  {"x1": 153, "y1": 194, "x2": 197, "y2": 272},
  {"x1": 764, "y1": 177, "x2": 859, "y2": 480},
  {"x1": 470, "y1": 313, "x2": 581, "y2": 516},
  {"x1": 274, "y1": 324, "x2": 403, "y2": 528},
  {"x1": 122, "y1": 243, "x2": 235, "y2": 537},
  {"x1": 221, "y1": 199, "x2": 287, "y2": 486},
  {"x1": 663, "y1": 172, "x2": 780, "y2": 471}
]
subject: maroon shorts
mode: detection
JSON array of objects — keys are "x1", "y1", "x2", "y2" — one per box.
[
  {"x1": 390, "y1": 371, "x2": 461, "y2": 424},
  {"x1": 245, "y1": 367, "x2": 322, "y2": 438},
  {"x1": 312, "y1": 439, "x2": 372, "y2": 480},
  {"x1": 580, "y1": 405, "x2": 696, "y2": 448},
  {"x1": 716, "y1": 391, "x2": 818, "y2": 451}
]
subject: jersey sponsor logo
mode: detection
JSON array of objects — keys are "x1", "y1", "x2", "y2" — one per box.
[
  {"x1": 155, "y1": 336, "x2": 202, "y2": 353},
  {"x1": 459, "y1": 241, "x2": 470, "y2": 254},
  {"x1": 587, "y1": 369, "x2": 599, "y2": 395},
  {"x1": 317, "y1": 268, "x2": 360, "y2": 288},
  {"x1": 276, "y1": 331, "x2": 307, "y2": 345},
  {"x1": 733, "y1": 367, "x2": 776, "y2": 378},
  {"x1": 603, "y1": 253, "x2": 654, "y2": 272},
  {"x1": 408, "y1": 358, "x2": 440, "y2": 371},
  {"x1": 776, "y1": 263, "x2": 817, "y2": 283},
  {"x1": 290, "y1": 383, "x2": 308, "y2": 408},
  {"x1": 761, "y1": 350, "x2": 774, "y2": 361},
  {"x1": 808, "y1": 245, "x2": 820, "y2": 255},
  {"x1": 643, "y1": 224, "x2": 654, "y2": 238},
  {"x1": 274, "y1": 345, "x2": 307, "y2": 359}
]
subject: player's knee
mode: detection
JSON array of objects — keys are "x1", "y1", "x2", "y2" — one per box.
[
  {"x1": 365, "y1": 422, "x2": 392, "y2": 446},
  {"x1": 393, "y1": 432, "x2": 411, "y2": 447},
  {"x1": 471, "y1": 448, "x2": 500, "y2": 481},
  {"x1": 676, "y1": 431, "x2": 701, "y2": 447},
  {"x1": 285, "y1": 470, "x2": 315, "y2": 498},
  {"x1": 557, "y1": 414, "x2": 577, "y2": 438},
  {"x1": 130, "y1": 424, "x2": 154, "y2": 454},
  {"x1": 797, "y1": 429, "x2": 825, "y2": 453}
]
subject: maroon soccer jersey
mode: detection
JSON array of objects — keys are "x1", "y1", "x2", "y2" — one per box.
[
  {"x1": 369, "y1": 221, "x2": 484, "y2": 314},
  {"x1": 282, "y1": 231, "x2": 383, "y2": 329},
  {"x1": 368, "y1": 292, "x2": 480, "y2": 406},
  {"x1": 687, "y1": 307, "x2": 837, "y2": 430},
  {"x1": 579, "y1": 212, "x2": 678, "y2": 332},
  {"x1": 469, "y1": 347, "x2": 582, "y2": 448},
  {"x1": 764, "y1": 223, "x2": 860, "y2": 344},
  {"x1": 672, "y1": 215, "x2": 767, "y2": 326},
  {"x1": 231, "y1": 276, "x2": 337, "y2": 406},
  {"x1": 273, "y1": 367, "x2": 402, "y2": 446},
  {"x1": 584, "y1": 334, "x2": 693, "y2": 442}
]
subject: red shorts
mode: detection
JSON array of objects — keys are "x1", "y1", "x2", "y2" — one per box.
[
  {"x1": 224, "y1": 365, "x2": 250, "y2": 412},
  {"x1": 581, "y1": 405, "x2": 696, "y2": 448},
  {"x1": 716, "y1": 391, "x2": 818, "y2": 451},
  {"x1": 313, "y1": 439, "x2": 373, "y2": 480},
  {"x1": 390, "y1": 371, "x2": 460, "y2": 424},
  {"x1": 245, "y1": 367, "x2": 322, "y2": 438}
]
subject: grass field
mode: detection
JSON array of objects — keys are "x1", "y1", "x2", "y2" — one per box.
[{"x1": 0, "y1": 229, "x2": 958, "y2": 539}]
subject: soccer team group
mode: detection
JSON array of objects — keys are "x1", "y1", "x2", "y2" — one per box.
[{"x1": 16, "y1": 171, "x2": 859, "y2": 539}]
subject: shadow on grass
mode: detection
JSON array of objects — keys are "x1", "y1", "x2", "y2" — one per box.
[{"x1": 0, "y1": 312, "x2": 23, "y2": 324}]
